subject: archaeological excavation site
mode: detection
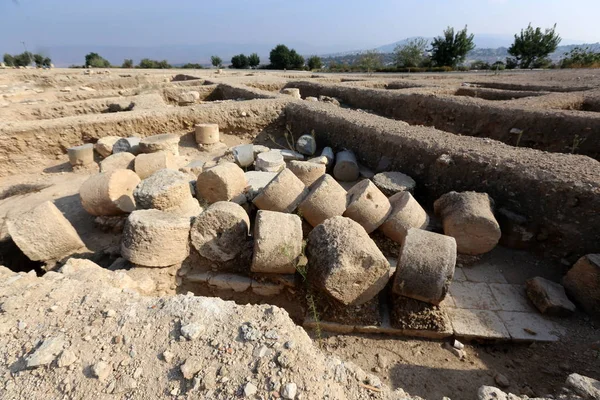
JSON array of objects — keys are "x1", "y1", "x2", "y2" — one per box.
[{"x1": 0, "y1": 67, "x2": 599, "y2": 400}]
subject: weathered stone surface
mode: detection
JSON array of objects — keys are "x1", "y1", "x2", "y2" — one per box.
[
  {"x1": 343, "y1": 179, "x2": 391, "y2": 233},
  {"x1": 296, "y1": 134, "x2": 317, "y2": 156},
  {"x1": 288, "y1": 160, "x2": 326, "y2": 187},
  {"x1": 100, "y1": 152, "x2": 135, "y2": 172},
  {"x1": 393, "y1": 228, "x2": 456, "y2": 305},
  {"x1": 95, "y1": 136, "x2": 121, "y2": 158},
  {"x1": 232, "y1": 144, "x2": 254, "y2": 167},
  {"x1": 566, "y1": 373, "x2": 600, "y2": 399},
  {"x1": 194, "y1": 123, "x2": 220, "y2": 145},
  {"x1": 298, "y1": 174, "x2": 347, "y2": 227},
  {"x1": 196, "y1": 162, "x2": 247, "y2": 204},
  {"x1": 281, "y1": 88, "x2": 301, "y2": 99},
  {"x1": 121, "y1": 209, "x2": 191, "y2": 267},
  {"x1": 307, "y1": 216, "x2": 390, "y2": 306},
  {"x1": 134, "y1": 169, "x2": 192, "y2": 210},
  {"x1": 67, "y1": 144, "x2": 94, "y2": 167},
  {"x1": 380, "y1": 191, "x2": 429, "y2": 243},
  {"x1": 26, "y1": 336, "x2": 66, "y2": 368},
  {"x1": 321, "y1": 147, "x2": 335, "y2": 167},
  {"x1": 134, "y1": 151, "x2": 176, "y2": 180},
  {"x1": 255, "y1": 150, "x2": 286, "y2": 173},
  {"x1": 526, "y1": 277, "x2": 576, "y2": 316},
  {"x1": 245, "y1": 171, "x2": 277, "y2": 201},
  {"x1": 113, "y1": 137, "x2": 141, "y2": 155},
  {"x1": 190, "y1": 202, "x2": 250, "y2": 262},
  {"x1": 253, "y1": 169, "x2": 308, "y2": 213},
  {"x1": 434, "y1": 191, "x2": 501, "y2": 255},
  {"x1": 563, "y1": 254, "x2": 600, "y2": 317},
  {"x1": 252, "y1": 210, "x2": 302, "y2": 274},
  {"x1": 179, "y1": 160, "x2": 205, "y2": 178},
  {"x1": 7, "y1": 201, "x2": 85, "y2": 262},
  {"x1": 139, "y1": 133, "x2": 180, "y2": 156},
  {"x1": 80, "y1": 170, "x2": 140, "y2": 216},
  {"x1": 333, "y1": 150, "x2": 359, "y2": 182},
  {"x1": 373, "y1": 171, "x2": 416, "y2": 196},
  {"x1": 164, "y1": 196, "x2": 203, "y2": 219}
]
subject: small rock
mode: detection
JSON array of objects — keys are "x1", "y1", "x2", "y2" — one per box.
[
  {"x1": 162, "y1": 350, "x2": 174, "y2": 363},
  {"x1": 91, "y1": 361, "x2": 111, "y2": 381},
  {"x1": 494, "y1": 373, "x2": 510, "y2": 388},
  {"x1": 181, "y1": 323, "x2": 204, "y2": 340},
  {"x1": 240, "y1": 323, "x2": 261, "y2": 341},
  {"x1": 26, "y1": 336, "x2": 66, "y2": 368},
  {"x1": 104, "y1": 309, "x2": 116, "y2": 318},
  {"x1": 57, "y1": 349, "x2": 77, "y2": 368},
  {"x1": 244, "y1": 382, "x2": 258, "y2": 397},
  {"x1": 181, "y1": 357, "x2": 202, "y2": 380},
  {"x1": 281, "y1": 382, "x2": 297, "y2": 399},
  {"x1": 565, "y1": 373, "x2": 600, "y2": 399},
  {"x1": 452, "y1": 340, "x2": 464, "y2": 350}
]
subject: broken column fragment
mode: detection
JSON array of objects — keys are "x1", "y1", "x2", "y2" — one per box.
[
  {"x1": 244, "y1": 171, "x2": 277, "y2": 201},
  {"x1": 139, "y1": 133, "x2": 180, "y2": 156},
  {"x1": 121, "y1": 209, "x2": 191, "y2": 267},
  {"x1": 253, "y1": 168, "x2": 308, "y2": 213},
  {"x1": 343, "y1": 179, "x2": 391, "y2": 234},
  {"x1": 298, "y1": 174, "x2": 347, "y2": 227},
  {"x1": 80, "y1": 170, "x2": 140, "y2": 216},
  {"x1": 380, "y1": 191, "x2": 429, "y2": 243},
  {"x1": 251, "y1": 210, "x2": 302, "y2": 274},
  {"x1": 190, "y1": 202, "x2": 250, "y2": 262},
  {"x1": 433, "y1": 191, "x2": 501, "y2": 255},
  {"x1": 100, "y1": 152, "x2": 135, "y2": 172},
  {"x1": 526, "y1": 277, "x2": 576, "y2": 316},
  {"x1": 287, "y1": 160, "x2": 326, "y2": 187},
  {"x1": 562, "y1": 254, "x2": 600, "y2": 317},
  {"x1": 392, "y1": 228, "x2": 456, "y2": 305},
  {"x1": 67, "y1": 144, "x2": 94, "y2": 167},
  {"x1": 196, "y1": 162, "x2": 247, "y2": 204},
  {"x1": 255, "y1": 150, "x2": 286, "y2": 173},
  {"x1": 373, "y1": 171, "x2": 416, "y2": 196},
  {"x1": 134, "y1": 169, "x2": 193, "y2": 210},
  {"x1": 113, "y1": 137, "x2": 141, "y2": 155},
  {"x1": 306, "y1": 216, "x2": 390, "y2": 306},
  {"x1": 333, "y1": 150, "x2": 359, "y2": 182},
  {"x1": 194, "y1": 123, "x2": 220, "y2": 146},
  {"x1": 95, "y1": 136, "x2": 121, "y2": 158},
  {"x1": 134, "y1": 151, "x2": 175, "y2": 180},
  {"x1": 296, "y1": 134, "x2": 317, "y2": 156},
  {"x1": 6, "y1": 201, "x2": 85, "y2": 262},
  {"x1": 232, "y1": 144, "x2": 255, "y2": 168}
]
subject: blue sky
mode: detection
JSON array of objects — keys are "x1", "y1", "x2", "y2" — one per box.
[{"x1": 1, "y1": 0, "x2": 598, "y2": 62}]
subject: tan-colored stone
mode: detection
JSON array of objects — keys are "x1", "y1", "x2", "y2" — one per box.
[
  {"x1": 67, "y1": 144, "x2": 94, "y2": 167},
  {"x1": 95, "y1": 136, "x2": 121, "y2": 158},
  {"x1": 134, "y1": 151, "x2": 175, "y2": 180},
  {"x1": 80, "y1": 170, "x2": 140, "y2": 216},
  {"x1": 373, "y1": 171, "x2": 416, "y2": 196},
  {"x1": 380, "y1": 191, "x2": 429, "y2": 243},
  {"x1": 288, "y1": 160, "x2": 326, "y2": 187},
  {"x1": 194, "y1": 123, "x2": 220, "y2": 145},
  {"x1": 343, "y1": 179, "x2": 391, "y2": 233},
  {"x1": 196, "y1": 162, "x2": 247, "y2": 204},
  {"x1": 100, "y1": 152, "x2": 135, "y2": 172},
  {"x1": 253, "y1": 169, "x2": 308, "y2": 213},
  {"x1": 298, "y1": 174, "x2": 347, "y2": 227},
  {"x1": 252, "y1": 210, "x2": 302, "y2": 274},
  {"x1": 563, "y1": 254, "x2": 600, "y2": 317},
  {"x1": 526, "y1": 277, "x2": 576, "y2": 316},
  {"x1": 139, "y1": 133, "x2": 180, "y2": 156},
  {"x1": 333, "y1": 150, "x2": 359, "y2": 182},
  {"x1": 134, "y1": 169, "x2": 192, "y2": 210}
]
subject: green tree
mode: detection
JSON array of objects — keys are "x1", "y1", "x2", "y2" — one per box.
[
  {"x1": 289, "y1": 50, "x2": 305, "y2": 69},
  {"x1": 561, "y1": 47, "x2": 600, "y2": 68},
  {"x1": 211, "y1": 55, "x2": 222, "y2": 68},
  {"x1": 230, "y1": 54, "x2": 249, "y2": 69},
  {"x1": 269, "y1": 44, "x2": 291, "y2": 69},
  {"x1": 156, "y1": 60, "x2": 171, "y2": 69},
  {"x1": 33, "y1": 54, "x2": 44, "y2": 67},
  {"x1": 122, "y1": 59, "x2": 134, "y2": 68},
  {"x1": 508, "y1": 24, "x2": 561, "y2": 69},
  {"x1": 430, "y1": 26, "x2": 475, "y2": 67},
  {"x1": 181, "y1": 63, "x2": 203, "y2": 69},
  {"x1": 85, "y1": 52, "x2": 111, "y2": 68},
  {"x1": 248, "y1": 53, "x2": 260, "y2": 68},
  {"x1": 42, "y1": 57, "x2": 52, "y2": 67},
  {"x1": 3, "y1": 53, "x2": 15, "y2": 66},
  {"x1": 357, "y1": 50, "x2": 382, "y2": 73},
  {"x1": 13, "y1": 52, "x2": 33, "y2": 67},
  {"x1": 394, "y1": 37, "x2": 428, "y2": 68},
  {"x1": 307, "y1": 55, "x2": 323, "y2": 70}
]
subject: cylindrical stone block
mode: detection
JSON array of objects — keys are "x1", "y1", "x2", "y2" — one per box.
[
  {"x1": 179, "y1": 160, "x2": 205, "y2": 178},
  {"x1": 233, "y1": 144, "x2": 255, "y2": 168},
  {"x1": 433, "y1": 191, "x2": 501, "y2": 255},
  {"x1": 281, "y1": 88, "x2": 301, "y2": 99},
  {"x1": 306, "y1": 216, "x2": 390, "y2": 306},
  {"x1": 245, "y1": 171, "x2": 277, "y2": 201},
  {"x1": 296, "y1": 134, "x2": 317, "y2": 156},
  {"x1": 298, "y1": 174, "x2": 347, "y2": 227},
  {"x1": 251, "y1": 210, "x2": 302, "y2": 274},
  {"x1": 134, "y1": 151, "x2": 175, "y2": 180},
  {"x1": 6, "y1": 201, "x2": 85, "y2": 262},
  {"x1": 139, "y1": 133, "x2": 180, "y2": 156},
  {"x1": 287, "y1": 160, "x2": 326, "y2": 187},
  {"x1": 373, "y1": 171, "x2": 416, "y2": 196},
  {"x1": 343, "y1": 179, "x2": 392, "y2": 233},
  {"x1": 196, "y1": 162, "x2": 247, "y2": 204},
  {"x1": 253, "y1": 169, "x2": 309, "y2": 213},
  {"x1": 80, "y1": 170, "x2": 141, "y2": 216},
  {"x1": 134, "y1": 169, "x2": 193, "y2": 210},
  {"x1": 68, "y1": 144, "x2": 94, "y2": 167},
  {"x1": 190, "y1": 202, "x2": 250, "y2": 262},
  {"x1": 94, "y1": 136, "x2": 121, "y2": 158},
  {"x1": 113, "y1": 137, "x2": 141, "y2": 155},
  {"x1": 392, "y1": 228, "x2": 456, "y2": 305},
  {"x1": 121, "y1": 209, "x2": 191, "y2": 267},
  {"x1": 321, "y1": 147, "x2": 335, "y2": 167},
  {"x1": 333, "y1": 150, "x2": 359, "y2": 182},
  {"x1": 100, "y1": 152, "x2": 135, "y2": 172},
  {"x1": 380, "y1": 191, "x2": 429, "y2": 243},
  {"x1": 194, "y1": 123, "x2": 220, "y2": 145},
  {"x1": 255, "y1": 151, "x2": 286, "y2": 173},
  {"x1": 164, "y1": 196, "x2": 203, "y2": 219}
]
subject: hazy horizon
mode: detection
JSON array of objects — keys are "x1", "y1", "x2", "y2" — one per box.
[{"x1": 1, "y1": 0, "x2": 599, "y2": 65}]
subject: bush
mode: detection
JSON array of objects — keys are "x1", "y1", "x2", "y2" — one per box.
[
  {"x1": 211, "y1": 56, "x2": 222, "y2": 68},
  {"x1": 307, "y1": 56, "x2": 323, "y2": 70},
  {"x1": 85, "y1": 52, "x2": 111, "y2": 68},
  {"x1": 492, "y1": 61, "x2": 506, "y2": 70},
  {"x1": 181, "y1": 63, "x2": 203, "y2": 69},
  {"x1": 470, "y1": 60, "x2": 491, "y2": 70},
  {"x1": 230, "y1": 54, "x2": 249, "y2": 69},
  {"x1": 394, "y1": 37, "x2": 428, "y2": 68},
  {"x1": 248, "y1": 53, "x2": 260, "y2": 69},
  {"x1": 561, "y1": 47, "x2": 600, "y2": 68},
  {"x1": 138, "y1": 58, "x2": 171, "y2": 69},
  {"x1": 122, "y1": 59, "x2": 134, "y2": 68},
  {"x1": 357, "y1": 50, "x2": 382, "y2": 73}
]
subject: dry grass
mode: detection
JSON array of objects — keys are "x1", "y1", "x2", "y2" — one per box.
[{"x1": 0, "y1": 183, "x2": 51, "y2": 201}]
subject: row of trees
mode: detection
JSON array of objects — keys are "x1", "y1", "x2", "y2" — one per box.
[
  {"x1": 229, "y1": 53, "x2": 260, "y2": 69},
  {"x1": 3, "y1": 52, "x2": 51, "y2": 68},
  {"x1": 210, "y1": 45, "x2": 323, "y2": 70}
]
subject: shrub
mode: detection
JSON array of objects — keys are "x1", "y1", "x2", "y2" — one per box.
[
  {"x1": 307, "y1": 56, "x2": 323, "y2": 70},
  {"x1": 561, "y1": 47, "x2": 600, "y2": 68},
  {"x1": 85, "y1": 52, "x2": 111, "y2": 68},
  {"x1": 211, "y1": 56, "x2": 222, "y2": 68},
  {"x1": 181, "y1": 63, "x2": 203, "y2": 69},
  {"x1": 248, "y1": 53, "x2": 260, "y2": 68},
  {"x1": 122, "y1": 59, "x2": 134, "y2": 68},
  {"x1": 394, "y1": 37, "x2": 428, "y2": 68},
  {"x1": 138, "y1": 59, "x2": 171, "y2": 69},
  {"x1": 230, "y1": 54, "x2": 249, "y2": 69}
]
